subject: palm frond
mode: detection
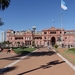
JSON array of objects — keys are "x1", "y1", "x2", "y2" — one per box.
[{"x1": 0, "y1": 0, "x2": 11, "y2": 10}]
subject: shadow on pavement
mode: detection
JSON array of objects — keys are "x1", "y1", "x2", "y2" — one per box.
[
  {"x1": 0, "y1": 66, "x2": 18, "y2": 75},
  {"x1": 18, "y1": 60, "x2": 65, "y2": 75},
  {"x1": 0, "y1": 51, "x2": 31, "y2": 60},
  {"x1": 29, "y1": 51, "x2": 56, "y2": 57},
  {"x1": 0, "y1": 51, "x2": 56, "y2": 60}
]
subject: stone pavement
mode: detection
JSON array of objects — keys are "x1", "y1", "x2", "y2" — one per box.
[
  {"x1": 0, "y1": 48, "x2": 75, "y2": 75},
  {"x1": 0, "y1": 52, "x2": 16, "y2": 69}
]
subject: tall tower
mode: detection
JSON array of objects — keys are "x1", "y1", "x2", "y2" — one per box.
[{"x1": 1, "y1": 31, "x2": 6, "y2": 42}]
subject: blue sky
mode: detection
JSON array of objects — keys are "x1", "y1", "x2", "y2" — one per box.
[{"x1": 0, "y1": 0, "x2": 75, "y2": 40}]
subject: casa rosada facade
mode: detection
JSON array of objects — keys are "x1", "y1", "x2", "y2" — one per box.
[{"x1": 6, "y1": 27, "x2": 75, "y2": 47}]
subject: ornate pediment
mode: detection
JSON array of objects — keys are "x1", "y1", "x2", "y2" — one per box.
[
  {"x1": 42, "y1": 26, "x2": 64, "y2": 31},
  {"x1": 48, "y1": 26, "x2": 57, "y2": 30}
]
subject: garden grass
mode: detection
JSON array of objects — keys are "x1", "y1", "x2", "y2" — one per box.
[
  {"x1": 54, "y1": 48, "x2": 75, "y2": 64},
  {"x1": 13, "y1": 48, "x2": 36, "y2": 54}
]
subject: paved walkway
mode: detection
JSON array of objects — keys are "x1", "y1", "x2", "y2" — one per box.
[
  {"x1": 0, "y1": 52, "x2": 16, "y2": 69},
  {"x1": 0, "y1": 48, "x2": 75, "y2": 75}
]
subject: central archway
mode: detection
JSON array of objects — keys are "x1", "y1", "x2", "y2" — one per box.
[{"x1": 51, "y1": 37, "x2": 56, "y2": 46}]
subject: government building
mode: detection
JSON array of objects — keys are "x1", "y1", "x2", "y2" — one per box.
[{"x1": 6, "y1": 27, "x2": 75, "y2": 47}]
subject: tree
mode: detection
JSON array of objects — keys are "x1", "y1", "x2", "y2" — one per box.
[
  {"x1": 54, "y1": 44, "x2": 58, "y2": 49},
  {"x1": 3, "y1": 41, "x2": 11, "y2": 47},
  {"x1": 7, "y1": 41, "x2": 12, "y2": 47},
  {"x1": 1, "y1": 41, "x2": 8, "y2": 47},
  {"x1": 0, "y1": 0, "x2": 11, "y2": 10},
  {"x1": 6, "y1": 41, "x2": 10, "y2": 46}
]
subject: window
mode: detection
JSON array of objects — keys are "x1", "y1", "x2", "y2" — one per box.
[
  {"x1": 44, "y1": 36, "x2": 46, "y2": 39},
  {"x1": 15, "y1": 37, "x2": 23, "y2": 40},
  {"x1": 65, "y1": 37, "x2": 67, "y2": 39},
  {"x1": 57, "y1": 37, "x2": 61, "y2": 41},
  {"x1": 40, "y1": 37, "x2": 42, "y2": 39},
  {"x1": 28, "y1": 37, "x2": 29, "y2": 40},
  {"x1": 64, "y1": 32, "x2": 66, "y2": 34},
  {"x1": 60, "y1": 31, "x2": 62, "y2": 34},
  {"x1": 44, "y1": 32, "x2": 47, "y2": 34},
  {"x1": 50, "y1": 32, "x2": 56, "y2": 34},
  {"x1": 37, "y1": 37, "x2": 39, "y2": 39}
]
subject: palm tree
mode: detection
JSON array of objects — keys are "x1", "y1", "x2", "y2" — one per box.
[
  {"x1": 0, "y1": 0, "x2": 11, "y2": 10},
  {"x1": 1, "y1": 41, "x2": 8, "y2": 47}
]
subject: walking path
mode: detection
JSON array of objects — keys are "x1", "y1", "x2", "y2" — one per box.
[
  {"x1": 0, "y1": 52, "x2": 16, "y2": 69},
  {"x1": 0, "y1": 48, "x2": 75, "y2": 75}
]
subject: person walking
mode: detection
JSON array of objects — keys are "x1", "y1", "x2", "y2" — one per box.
[
  {"x1": 47, "y1": 45, "x2": 51, "y2": 51},
  {"x1": 37, "y1": 45, "x2": 39, "y2": 49},
  {"x1": 0, "y1": 47, "x2": 3, "y2": 52},
  {"x1": 7, "y1": 47, "x2": 12, "y2": 53}
]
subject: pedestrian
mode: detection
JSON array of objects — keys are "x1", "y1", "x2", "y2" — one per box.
[
  {"x1": 7, "y1": 48, "x2": 12, "y2": 53},
  {"x1": 0, "y1": 47, "x2": 3, "y2": 52},
  {"x1": 62, "y1": 44, "x2": 64, "y2": 48},
  {"x1": 37, "y1": 45, "x2": 39, "y2": 49},
  {"x1": 47, "y1": 45, "x2": 51, "y2": 51},
  {"x1": 68, "y1": 44, "x2": 70, "y2": 48}
]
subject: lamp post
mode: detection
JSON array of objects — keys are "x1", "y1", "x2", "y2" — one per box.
[
  {"x1": 32, "y1": 26, "x2": 36, "y2": 47},
  {"x1": 32, "y1": 26, "x2": 36, "y2": 32}
]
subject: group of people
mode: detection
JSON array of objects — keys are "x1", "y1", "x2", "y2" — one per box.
[{"x1": 0, "y1": 47, "x2": 12, "y2": 53}]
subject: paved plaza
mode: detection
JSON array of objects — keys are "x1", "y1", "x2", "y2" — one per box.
[{"x1": 0, "y1": 48, "x2": 75, "y2": 75}]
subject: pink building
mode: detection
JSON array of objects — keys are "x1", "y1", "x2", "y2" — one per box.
[{"x1": 6, "y1": 27, "x2": 75, "y2": 47}]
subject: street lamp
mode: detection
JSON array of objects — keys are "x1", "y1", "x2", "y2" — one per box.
[
  {"x1": 32, "y1": 26, "x2": 36, "y2": 31},
  {"x1": 32, "y1": 26, "x2": 36, "y2": 47},
  {"x1": 0, "y1": 18, "x2": 4, "y2": 26}
]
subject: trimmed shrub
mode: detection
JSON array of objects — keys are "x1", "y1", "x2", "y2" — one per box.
[{"x1": 54, "y1": 44, "x2": 58, "y2": 49}]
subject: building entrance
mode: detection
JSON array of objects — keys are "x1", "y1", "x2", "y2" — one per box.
[
  {"x1": 25, "y1": 41, "x2": 31, "y2": 46},
  {"x1": 51, "y1": 37, "x2": 56, "y2": 46}
]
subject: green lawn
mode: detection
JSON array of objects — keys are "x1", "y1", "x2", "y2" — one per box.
[
  {"x1": 13, "y1": 47, "x2": 36, "y2": 54},
  {"x1": 64, "y1": 50, "x2": 75, "y2": 56},
  {"x1": 56, "y1": 48, "x2": 75, "y2": 64},
  {"x1": 60, "y1": 51, "x2": 75, "y2": 64}
]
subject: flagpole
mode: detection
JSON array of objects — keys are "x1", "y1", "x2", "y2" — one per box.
[
  {"x1": 61, "y1": 0, "x2": 63, "y2": 47},
  {"x1": 61, "y1": 0, "x2": 68, "y2": 47}
]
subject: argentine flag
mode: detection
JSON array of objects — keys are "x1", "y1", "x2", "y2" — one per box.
[{"x1": 61, "y1": 0, "x2": 67, "y2": 10}]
